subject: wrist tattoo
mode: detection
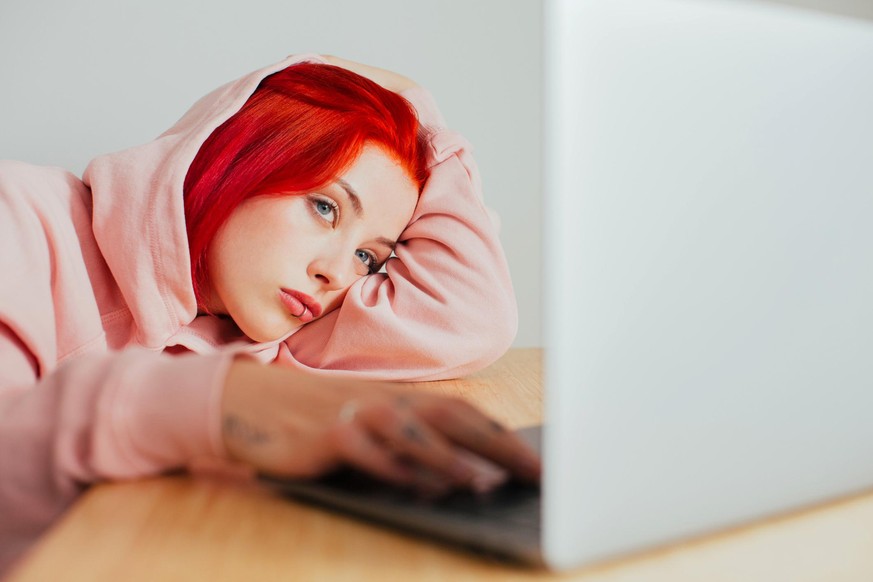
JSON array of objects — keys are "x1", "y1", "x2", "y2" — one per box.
[{"x1": 223, "y1": 415, "x2": 272, "y2": 446}]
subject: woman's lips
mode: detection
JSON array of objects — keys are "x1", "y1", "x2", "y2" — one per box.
[{"x1": 278, "y1": 289, "x2": 322, "y2": 323}]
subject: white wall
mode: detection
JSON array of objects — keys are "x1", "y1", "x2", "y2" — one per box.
[{"x1": 0, "y1": 0, "x2": 543, "y2": 346}]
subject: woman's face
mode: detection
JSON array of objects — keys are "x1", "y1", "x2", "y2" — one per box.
[{"x1": 203, "y1": 144, "x2": 419, "y2": 342}]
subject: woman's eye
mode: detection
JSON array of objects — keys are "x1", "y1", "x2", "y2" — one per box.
[
  {"x1": 311, "y1": 197, "x2": 338, "y2": 225},
  {"x1": 355, "y1": 250, "x2": 378, "y2": 272},
  {"x1": 315, "y1": 200, "x2": 334, "y2": 218}
]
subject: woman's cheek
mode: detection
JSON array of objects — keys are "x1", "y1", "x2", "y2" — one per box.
[{"x1": 321, "y1": 289, "x2": 352, "y2": 318}]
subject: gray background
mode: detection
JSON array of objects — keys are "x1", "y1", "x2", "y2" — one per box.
[{"x1": 0, "y1": 0, "x2": 543, "y2": 347}]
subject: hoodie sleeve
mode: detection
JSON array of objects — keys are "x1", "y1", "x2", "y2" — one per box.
[
  {"x1": 279, "y1": 87, "x2": 518, "y2": 381},
  {"x1": 0, "y1": 323, "x2": 233, "y2": 573}
]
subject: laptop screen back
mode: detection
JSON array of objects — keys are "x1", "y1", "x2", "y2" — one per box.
[{"x1": 543, "y1": 0, "x2": 873, "y2": 569}]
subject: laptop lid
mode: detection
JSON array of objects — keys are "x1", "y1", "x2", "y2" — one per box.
[{"x1": 543, "y1": 0, "x2": 873, "y2": 570}]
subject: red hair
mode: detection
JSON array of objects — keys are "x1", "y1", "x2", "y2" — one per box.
[{"x1": 183, "y1": 62, "x2": 429, "y2": 305}]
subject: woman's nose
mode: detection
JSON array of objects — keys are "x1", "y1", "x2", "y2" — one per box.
[{"x1": 308, "y1": 255, "x2": 354, "y2": 291}]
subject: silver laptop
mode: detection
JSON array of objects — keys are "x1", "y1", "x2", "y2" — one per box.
[{"x1": 266, "y1": 0, "x2": 873, "y2": 570}]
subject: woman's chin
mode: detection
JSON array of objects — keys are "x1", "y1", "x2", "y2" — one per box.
[{"x1": 235, "y1": 314, "x2": 304, "y2": 343}]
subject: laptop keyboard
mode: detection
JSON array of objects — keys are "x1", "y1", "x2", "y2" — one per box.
[
  {"x1": 263, "y1": 425, "x2": 545, "y2": 563},
  {"x1": 425, "y1": 480, "x2": 541, "y2": 530}
]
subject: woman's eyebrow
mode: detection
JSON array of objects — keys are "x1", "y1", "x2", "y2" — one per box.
[
  {"x1": 336, "y1": 178, "x2": 363, "y2": 217},
  {"x1": 334, "y1": 178, "x2": 395, "y2": 251}
]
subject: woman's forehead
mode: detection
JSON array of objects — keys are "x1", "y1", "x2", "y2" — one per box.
[{"x1": 337, "y1": 145, "x2": 418, "y2": 227}]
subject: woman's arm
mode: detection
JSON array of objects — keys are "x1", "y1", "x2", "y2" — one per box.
[
  {"x1": 220, "y1": 357, "x2": 539, "y2": 492},
  {"x1": 280, "y1": 58, "x2": 518, "y2": 381},
  {"x1": 0, "y1": 323, "x2": 233, "y2": 573},
  {"x1": 0, "y1": 325, "x2": 539, "y2": 574}
]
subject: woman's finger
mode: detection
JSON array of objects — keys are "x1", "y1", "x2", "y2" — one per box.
[
  {"x1": 414, "y1": 397, "x2": 542, "y2": 484},
  {"x1": 354, "y1": 401, "x2": 487, "y2": 489},
  {"x1": 328, "y1": 421, "x2": 416, "y2": 487}
]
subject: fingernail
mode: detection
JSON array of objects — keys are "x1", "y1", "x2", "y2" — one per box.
[
  {"x1": 471, "y1": 469, "x2": 508, "y2": 494},
  {"x1": 449, "y1": 459, "x2": 476, "y2": 483}
]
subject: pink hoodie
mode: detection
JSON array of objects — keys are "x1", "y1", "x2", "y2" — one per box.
[{"x1": 0, "y1": 54, "x2": 516, "y2": 574}]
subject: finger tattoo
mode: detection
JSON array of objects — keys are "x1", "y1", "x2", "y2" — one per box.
[
  {"x1": 489, "y1": 419, "x2": 507, "y2": 433},
  {"x1": 402, "y1": 423, "x2": 428, "y2": 446}
]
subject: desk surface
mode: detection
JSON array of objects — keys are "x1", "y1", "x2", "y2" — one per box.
[{"x1": 12, "y1": 349, "x2": 873, "y2": 581}]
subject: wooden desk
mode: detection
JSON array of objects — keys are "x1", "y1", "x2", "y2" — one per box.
[{"x1": 11, "y1": 349, "x2": 873, "y2": 581}]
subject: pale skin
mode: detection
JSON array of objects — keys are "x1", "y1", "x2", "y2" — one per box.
[
  {"x1": 203, "y1": 143, "x2": 416, "y2": 342},
  {"x1": 203, "y1": 56, "x2": 541, "y2": 494}
]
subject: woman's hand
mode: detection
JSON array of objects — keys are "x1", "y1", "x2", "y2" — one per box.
[
  {"x1": 221, "y1": 358, "x2": 541, "y2": 495},
  {"x1": 321, "y1": 55, "x2": 418, "y2": 93}
]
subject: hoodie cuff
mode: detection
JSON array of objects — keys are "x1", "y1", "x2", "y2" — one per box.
[{"x1": 114, "y1": 351, "x2": 235, "y2": 473}]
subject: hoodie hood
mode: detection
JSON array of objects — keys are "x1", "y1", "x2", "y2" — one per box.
[{"x1": 82, "y1": 54, "x2": 325, "y2": 349}]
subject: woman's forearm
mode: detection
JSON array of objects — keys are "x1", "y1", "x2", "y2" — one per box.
[{"x1": 0, "y1": 335, "x2": 232, "y2": 572}]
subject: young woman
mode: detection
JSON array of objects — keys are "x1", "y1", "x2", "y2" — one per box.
[{"x1": 0, "y1": 54, "x2": 538, "y2": 573}]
